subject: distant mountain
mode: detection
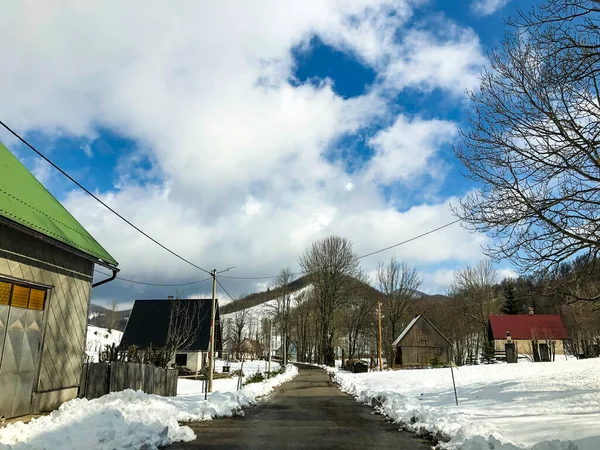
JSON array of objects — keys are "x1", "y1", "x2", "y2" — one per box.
[
  {"x1": 88, "y1": 303, "x2": 131, "y2": 331},
  {"x1": 220, "y1": 275, "x2": 313, "y2": 315}
]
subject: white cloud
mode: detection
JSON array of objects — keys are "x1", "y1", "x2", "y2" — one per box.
[
  {"x1": 366, "y1": 115, "x2": 458, "y2": 184},
  {"x1": 471, "y1": 0, "x2": 510, "y2": 16},
  {"x1": 81, "y1": 144, "x2": 93, "y2": 158},
  {"x1": 383, "y1": 27, "x2": 487, "y2": 95},
  {"x1": 0, "y1": 1, "x2": 492, "y2": 302},
  {"x1": 498, "y1": 267, "x2": 518, "y2": 280}
]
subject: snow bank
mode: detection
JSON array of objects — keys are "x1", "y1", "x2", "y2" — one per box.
[
  {"x1": 328, "y1": 359, "x2": 600, "y2": 450},
  {"x1": 0, "y1": 364, "x2": 298, "y2": 450}
]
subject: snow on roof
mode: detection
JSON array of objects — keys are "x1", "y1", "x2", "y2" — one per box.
[{"x1": 488, "y1": 314, "x2": 569, "y2": 340}]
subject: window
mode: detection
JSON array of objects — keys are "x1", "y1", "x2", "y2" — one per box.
[
  {"x1": 175, "y1": 353, "x2": 188, "y2": 366},
  {"x1": 0, "y1": 279, "x2": 46, "y2": 310}
]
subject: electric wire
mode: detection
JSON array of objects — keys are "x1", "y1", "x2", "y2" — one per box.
[
  {"x1": 0, "y1": 120, "x2": 212, "y2": 275},
  {"x1": 94, "y1": 269, "x2": 212, "y2": 287},
  {"x1": 220, "y1": 219, "x2": 463, "y2": 281},
  {"x1": 216, "y1": 277, "x2": 235, "y2": 301}
]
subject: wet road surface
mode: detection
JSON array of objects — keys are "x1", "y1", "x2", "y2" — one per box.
[{"x1": 169, "y1": 364, "x2": 432, "y2": 450}]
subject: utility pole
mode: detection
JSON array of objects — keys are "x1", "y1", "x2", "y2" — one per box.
[
  {"x1": 377, "y1": 300, "x2": 383, "y2": 371},
  {"x1": 207, "y1": 268, "x2": 217, "y2": 392},
  {"x1": 268, "y1": 320, "x2": 272, "y2": 373}
]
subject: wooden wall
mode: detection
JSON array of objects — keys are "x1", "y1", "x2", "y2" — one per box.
[{"x1": 395, "y1": 316, "x2": 451, "y2": 366}]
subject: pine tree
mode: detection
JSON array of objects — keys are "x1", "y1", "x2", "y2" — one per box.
[
  {"x1": 481, "y1": 340, "x2": 496, "y2": 364},
  {"x1": 501, "y1": 279, "x2": 520, "y2": 315}
]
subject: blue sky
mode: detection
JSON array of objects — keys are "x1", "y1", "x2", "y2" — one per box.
[{"x1": 0, "y1": 0, "x2": 531, "y2": 306}]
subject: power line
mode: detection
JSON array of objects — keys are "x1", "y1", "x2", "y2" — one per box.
[
  {"x1": 357, "y1": 219, "x2": 461, "y2": 259},
  {"x1": 94, "y1": 269, "x2": 212, "y2": 287},
  {"x1": 220, "y1": 219, "x2": 462, "y2": 281},
  {"x1": 0, "y1": 120, "x2": 211, "y2": 275},
  {"x1": 216, "y1": 278, "x2": 235, "y2": 301}
]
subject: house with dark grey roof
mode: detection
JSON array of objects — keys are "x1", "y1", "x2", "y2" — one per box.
[
  {"x1": 120, "y1": 298, "x2": 223, "y2": 373},
  {"x1": 0, "y1": 141, "x2": 119, "y2": 418}
]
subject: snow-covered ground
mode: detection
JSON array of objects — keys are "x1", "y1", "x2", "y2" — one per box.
[
  {"x1": 0, "y1": 364, "x2": 298, "y2": 450},
  {"x1": 329, "y1": 358, "x2": 600, "y2": 450},
  {"x1": 85, "y1": 325, "x2": 123, "y2": 363},
  {"x1": 179, "y1": 360, "x2": 282, "y2": 395}
]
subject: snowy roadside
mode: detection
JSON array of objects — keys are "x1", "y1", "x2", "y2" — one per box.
[
  {"x1": 326, "y1": 359, "x2": 600, "y2": 450},
  {"x1": 0, "y1": 364, "x2": 298, "y2": 450}
]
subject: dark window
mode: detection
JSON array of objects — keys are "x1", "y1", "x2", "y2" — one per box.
[{"x1": 175, "y1": 353, "x2": 187, "y2": 366}]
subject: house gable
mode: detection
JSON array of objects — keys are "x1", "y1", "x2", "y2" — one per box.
[{"x1": 393, "y1": 315, "x2": 451, "y2": 347}]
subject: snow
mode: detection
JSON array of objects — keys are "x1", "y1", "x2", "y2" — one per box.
[
  {"x1": 0, "y1": 364, "x2": 298, "y2": 450},
  {"x1": 85, "y1": 326, "x2": 123, "y2": 363},
  {"x1": 178, "y1": 360, "x2": 282, "y2": 395},
  {"x1": 328, "y1": 358, "x2": 600, "y2": 450}
]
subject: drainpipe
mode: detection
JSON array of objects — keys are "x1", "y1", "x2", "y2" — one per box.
[{"x1": 92, "y1": 268, "x2": 118, "y2": 288}]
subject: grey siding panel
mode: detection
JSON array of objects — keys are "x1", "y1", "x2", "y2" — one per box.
[{"x1": 0, "y1": 224, "x2": 94, "y2": 398}]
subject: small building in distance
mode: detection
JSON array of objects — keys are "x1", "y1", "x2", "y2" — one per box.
[
  {"x1": 0, "y1": 141, "x2": 119, "y2": 418},
  {"x1": 120, "y1": 298, "x2": 223, "y2": 373},
  {"x1": 392, "y1": 315, "x2": 452, "y2": 367},
  {"x1": 488, "y1": 312, "x2": 569, "y2": 361}
]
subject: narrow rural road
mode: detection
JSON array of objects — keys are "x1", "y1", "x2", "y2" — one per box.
[{"x1": 169, "y1": 364, "x2": 431, "y2": 450}]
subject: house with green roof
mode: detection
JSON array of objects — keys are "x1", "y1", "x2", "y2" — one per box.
[{"x1": 0, "y1": 141, "x2": 118, "y2": 419}]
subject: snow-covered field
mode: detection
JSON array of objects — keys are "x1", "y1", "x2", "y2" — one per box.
[
  {"x1": 179, "y1": 360, "x2": 282, "y2": 395},
  {"x1": 0, "y1": 365, "x2": 297, "y2": 450},
  {"x1": 330, "y1": 358, "x2": 600, "y2": 450},
  {"x1": 85, "y1": 325, "x2": 123, "y2": 363}
]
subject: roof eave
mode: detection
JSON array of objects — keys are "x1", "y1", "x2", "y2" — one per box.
[{"x1": 0, "y1": 215, "x2": 119, "y2": 271}]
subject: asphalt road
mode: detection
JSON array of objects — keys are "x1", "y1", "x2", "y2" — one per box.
[{"x1": 169, "y1": 364, "x2": 432, "y2": 450}]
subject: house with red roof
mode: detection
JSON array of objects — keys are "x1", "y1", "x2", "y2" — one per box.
[{"x1": 488, "y1": 310, "x2": 569, "y2": 361}]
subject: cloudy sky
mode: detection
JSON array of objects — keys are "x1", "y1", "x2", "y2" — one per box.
[{"x1": 0, "y1": 0, "x2": 530, "y2": 307}]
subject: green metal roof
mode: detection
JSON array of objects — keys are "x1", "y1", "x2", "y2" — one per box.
[{"x1": 0, "y1": 141, "x2": 118, "y2": 267}]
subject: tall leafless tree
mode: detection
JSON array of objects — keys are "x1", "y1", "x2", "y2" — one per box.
[
  {"x1": 454, "y1": 0, "x2": 600, "y2": 283},
  {"x1": 266, "y1": 267, "x2": 295, "y2": 365},
  {"x1": 298, "y1": 236, "x2": 360, "y2": 366},
  {"x1": 449, "y1": 260, "x2": 499, "y2": 361},
  {"x1": 164, "y1": 292, "x2": 204, "y2": 367},
  {"x1": 232, "y1": 308, "x2": 250, "y2": 360},
  {"x1": 377, "y1": 258, "x2": 422, "y2": 367}
]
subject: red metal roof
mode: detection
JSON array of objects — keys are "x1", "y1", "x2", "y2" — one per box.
[{"x1": 488, "y1": 314, "x2": 569, "y2": 340}]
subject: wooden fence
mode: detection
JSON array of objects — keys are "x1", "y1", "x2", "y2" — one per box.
[{"x1": 79, "y1": 361, "x2": 178, "y2": 400}]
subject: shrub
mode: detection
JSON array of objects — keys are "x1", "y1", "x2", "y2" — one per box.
[
  {"x1": 244, "y1": 372, "x2": 265, "y2": 385},
  {"x1": 430, "y1": 354, "x2": 443, "y2": 368}
]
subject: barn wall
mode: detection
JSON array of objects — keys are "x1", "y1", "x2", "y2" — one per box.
[
  {"x1": 0, "y1": 224, "x2": 94, "y2": 413},
  {"x1": 396, "y1": 316, "x2": 451, "y2": 366}
]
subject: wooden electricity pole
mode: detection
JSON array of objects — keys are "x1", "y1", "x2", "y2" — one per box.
[
  {"x1": 207, "y1": 268, "x2": 217, "y2": 392},
  {"x1": 377, "y1": 300, "x2": 383, "y2": 371}
]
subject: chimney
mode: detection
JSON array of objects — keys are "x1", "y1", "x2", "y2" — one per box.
[
  {"x1": 506, "y1": 331, "x2": 512, "y2": 342},
  {"x1": 528, "y1": 307, "x2": 534, "y2": 315},
  {"x1": 167, "y1": 295, "x2": 174, "y2": 299}
]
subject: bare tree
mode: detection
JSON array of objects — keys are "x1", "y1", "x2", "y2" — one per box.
[
  {"x1": 232, "y1": 308, "x2": 249, "y2": 360},
  {"x1": 453, "y1": 0, "x2": 600, "y2": 281},
  {"x1": 377, "y1": 258, "x2": 422, "y2": 367},
  {"x1": 163, "y1": 292, "x2": 204, "y2": 367},
  {"x1": 266, "y1": 267, "x2": 295, "y2": 365},
  {"x1": 340, "y1": 279, "x2": 377, "y2": 361},
  {"x1": 106, "y1": 300, "x2": 120, "y2": 332},
  {"x1": 298, "y1": 236, "x2": 360, "y2": 366},
  {"x1": 449, "y1": 260, "x2": 499, "y2": 362}
]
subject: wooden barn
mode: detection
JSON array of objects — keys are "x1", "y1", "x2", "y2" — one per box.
[{"x1": 392, "y1": 315, "x2": 452, "y2": 367}]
